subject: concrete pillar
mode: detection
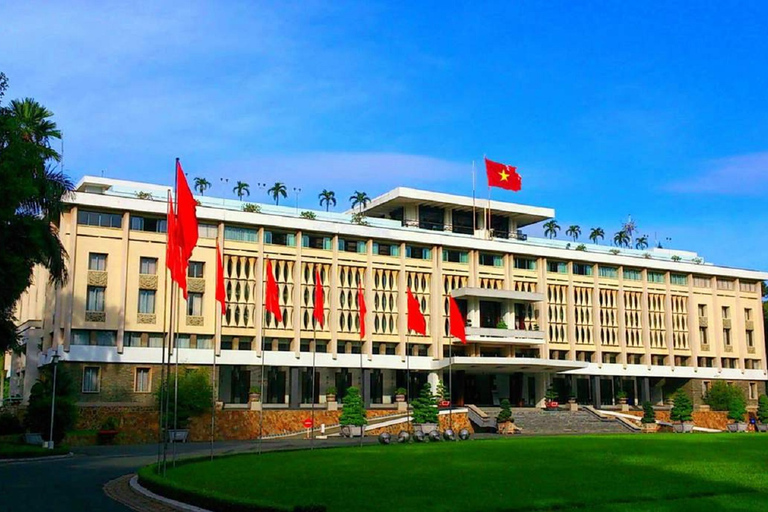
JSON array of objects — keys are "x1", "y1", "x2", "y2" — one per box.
[
  {"x1": 593, "y1": 375, "x2": 602, "y2": 408},
  {"x1": 363, "y1": 369, "x2": 372, "y2": 408},
  {"x1": 289, "y1": 367, "x2": 300, "y2": 409},
  {"x1": 428, "y1": 371, "x2": 440, "y2": 394},
  {"x1": 534, "y1": 373, "x2": 547, "y2": 408},
  {"x1": 641, "y1": 377, "x2": 651, "y2": 404}
]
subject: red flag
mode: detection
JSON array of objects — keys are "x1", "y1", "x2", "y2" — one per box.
[
  {"x1": 357, "y1": 284, "x2": 367, "y2": 340},
  {"x1": 175, "y1": 159, "x2": 199, "y2": 265},
  {"x1": 215, "y1": 244, "x2": 226, "y2": 316},
  {"x1": 165, "y1": 191, "x2": 186, "y2": 295},
  {"x1": 265, "y1": 259, "x2": 283, "y2": 323},
  {"x1": 313, "y1": 268, "x2": 324, "y2": 328},
  {"x1": 407, "y1": 288, "x2": 426, "y2": 335},
  {"x1": 448, "y1": 296, "x2": 467, "y2": 344},
  {"x1": 485, "y1": 157, "x2": 522, "y2": 191}
]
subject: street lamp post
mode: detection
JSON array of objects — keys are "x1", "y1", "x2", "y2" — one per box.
[
  {"x1": 293, "y1": 187, "x2": 301, "y2": 214},
  {"x1": 48, "y1": 352, "x2": 60, "y2": 449}
]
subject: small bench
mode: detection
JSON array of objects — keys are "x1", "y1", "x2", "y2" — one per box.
[{"x1": 24, "y1": 433, "x2": 44, "y2": 446}]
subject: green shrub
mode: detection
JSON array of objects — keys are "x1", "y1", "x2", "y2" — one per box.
[
  {"x1": 325, "y1": 386, "x2": 337, "y2": 395},
  {"x1": 575, "y1": 244, "x2": 587, "y2": 251},
  {"x1": 249, "y1": 385, "x2": 261, "y2": 394},
  {"x1": 705, "y1": 381, "x2": 744, "y2": 411},
  {"x1": 155, "y1": 369, "x2": 212, "y2": 428},
  {"x1": 757, "y1": 394, "x2": 768, "y2": 424},
  {"x1": 411, "y1": 383, "x2": 438, "y2": 424},
  {"x1": 497, "y1": 399, "x2": 513, "y2": 423},
  {"x1": 24, "y1": 365, "x2": 78, "y2": 443},
  {"x1": 641, "y1": 402, "x2": 656, "y2": 424},
  {"x1": 435, "y1": 381, "x2": 449, "y2": 401},
  {"x1": 496, "y1": 320, "x2": 508, "y2": 329},
  {"x1": 616, "y1": 390, "x2": 628, "y2": 400},
  {"x1": 670, "y1": 391, "x2": 693, "y2": 423},
  {"x1": 351, "y1": 212, "x2": 369, "y2": 226},
  {"x1": 339, "y1": 386, "x2": 367, "y2": 427},
  {"x1": 300, "y1": 211, "x2": 317, "y2": 220},
  {"x1": 0, "y1": 413, "x2": 23, "y2": 435},
  {"x1": 545, "y1": 385, "x2": 559, "y2": 402},
  {"x1": 394, "y1": 387, "x2": 407, "y2": 396},
  {"x1": 100, "y1": 417, "x2": 119, "y2": 431},
  {"x1": 242, "y1": 203, "x2": 261, "y2": 213},
  {"x1": 728, "y1": 394, "x2": 747, "y2": 422}
]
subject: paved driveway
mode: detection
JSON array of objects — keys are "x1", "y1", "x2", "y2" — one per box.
[{"x1": 1, "y1": 438, "x2": 375, "y2": 511}]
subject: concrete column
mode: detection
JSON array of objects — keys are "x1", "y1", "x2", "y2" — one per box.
[
  {"x1": 330, "y1": 235, "x2": 340, "y2": 358},
  {"x1": 292, "y1": 230, "x2": 303, "y2": 355},
  {"x1": 593, "y1": 375, "x2": 602, "y2": 408},
  {"x1": 534, "y1": 373, "x2": 547, "y2": 408},
  {"x1": 664, "y1": 272, "x2": 675, "y2": 368},
  {"x1": 641, "y1": 377, "x2": 651, "y2": 404},
  {"x1": 363, "y1": 369, "x2": 372, "y2": 407},
  {"x1": 640, "y1": 269, "x2": 651, "y2": 366},
  {"x1": 397, "y1": 243, "x2": 407, "y2": 360},
  {"x1": 255, "y1": 228, "x2": 265, "y2": 357},
  {"x1": 63, "y1": 206, "x2": 79, "y2": 352},
  {"x1": 566, "y1": 262, "x2": 576, "y2": 360},
  {"x1": 116, "y1": 211, "x2": 130, "y2": 354},
  {"x1": 617, "y1": 266, "x2": 628, "y2": 366},
  {"x1": 537, "y1": 257, "x2": 549, "y2": 359},
  {"x1": 592, "y1": 264, "x2": 602, "y2": 366},
  {"x1": 428, "y1": 371, "x2": 440, "y2": 394},
  {"x1": 289, "y1": 367, "x2": 300, "y2": 409}
]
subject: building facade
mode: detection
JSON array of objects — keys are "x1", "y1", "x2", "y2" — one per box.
[{"x1": 11, "y1": 177, "x2": 768, "y2": 411}]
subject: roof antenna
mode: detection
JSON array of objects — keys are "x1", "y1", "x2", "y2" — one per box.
[{"x1": 101, "y1": 169, "x2": 105, "y2": 177}]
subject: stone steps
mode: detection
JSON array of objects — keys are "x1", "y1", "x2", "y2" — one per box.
[{"x1": 477, "y1": 407, "x2": 632, "y2": 435}]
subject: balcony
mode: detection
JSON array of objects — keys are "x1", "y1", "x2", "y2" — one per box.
[{"x1": 466, "y1": 326, "x2": 545, "y2": 345}]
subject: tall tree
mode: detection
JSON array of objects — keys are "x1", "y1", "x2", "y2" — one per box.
[
  {"x1": 232, "y1": 181, "x2": 250, "y2": 201},
  {"x1": 0, "y1": 79, "x2": 72, "y2": 352},
  {"x1": 589, "y1": 227, "x2": 604, "y2": 244},
  {"x1": 193, "y1": 177, "x2": 211, "y2": 195},
  {"x1": 635, "y1": 235, "x2": 649, "y2": 250},
  {"x1": 565, "y1": 225, "x2": 581, "y2": 241},
  {"x1": 543, "y1": 220, "x2": 560, "y2": 239},
  {"x1": 268, "y1": 182, "x2": 287, "y2": 205},
  {"x1": 349, "y1": 191, "x2": 370, "y2": 212},
  {"x1": 613, "y1": 230, "x2": 630, "y2": 248},
  {"x1": 318, "y1": 189, "x2": 336, "y2": 211}
]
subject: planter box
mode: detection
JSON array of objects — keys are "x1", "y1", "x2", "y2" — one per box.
[
  {"x1": 672, "y1": 423, "x2": 693, "y2": 433},
  {"x1": 97, "y1": 430, "x2": 119, "y2": 445},
  {"x1": 640, "y1": 423, "x2": 658, "y2": 433},
  {"x1": 726, "y1": 422, "x2": 748, "y2": 433},
  {"x1": 395, "y1": 394, "x2": 406, "y2": 403},
  {"x1": 167, "y1": 429, "x2": 190, "y2": 442},
  {"x1": 415, "y1": 423, "x2": 438, "y2": 434},
  {"x1": 342, "y1": 425, "x2": 364, "y2": 437},
  {"x1": 757, "y1": 423, "x2": 768, "y2": 433}
]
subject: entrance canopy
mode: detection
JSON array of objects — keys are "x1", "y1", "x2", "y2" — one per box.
[{"x1": 440, "y1": 357, "x2": 588, "y2": 374}]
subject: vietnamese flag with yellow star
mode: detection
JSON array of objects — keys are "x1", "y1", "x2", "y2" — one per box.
[{"x1": 485, "y1": 157, "x2": 522, "y2": 191}]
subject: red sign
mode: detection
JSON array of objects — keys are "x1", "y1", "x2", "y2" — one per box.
[
  {"x1": 303, "y1": 418, "x2": 314, "y2": 428},
  {"x1": 439, "y1": 400, "x2": 451, "y2": 408}
]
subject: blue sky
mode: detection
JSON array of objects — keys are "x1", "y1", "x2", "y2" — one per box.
[{"x1": 3, "y1": 1, "x2": 767, "y2": 271}]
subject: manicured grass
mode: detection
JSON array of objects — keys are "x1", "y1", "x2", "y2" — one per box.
[
  {"x1": 140, "y1": 435, "x2": 768, "y2": 512},
  {"x1": 0, "y1": 442, "x2": 69, "y2": 459}
]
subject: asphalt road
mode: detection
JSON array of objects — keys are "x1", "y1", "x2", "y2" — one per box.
[{"x1": 1, "y1": 438, "x2": 377, "y2": 511}]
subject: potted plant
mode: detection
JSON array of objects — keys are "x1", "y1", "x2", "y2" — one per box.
[
  {"x1": 97, "y1": 416, "x2": 120, "y2": 445},
  {"x1": 394, "y1": 387, "x2": 407, "y2": 403},
  {"x1": 325, "y1": 386, "x2": 337, "y2": 403},
  {"x1": 436, "y1": 380, "x2": 450, "y2": 407},
  {"x1": 411, "y1": 383, "x2": 439, "y2": 434},
  {"x1": 670, "y1": 391, "x2": 693, "y2": 433},
  {"x1": 496, "y1": 399, "x2": 515, "y2": 434},
  {"x1": 640, "y1": 401, "x2": 657, "y2": 433},
  {"x1": 756, "y1": 394, "x2": 768, "y2": 432},
  {"x1": 544, "y1": 385, "x2": 559, "y2": 411},
  {"x1": 248, "y1": 385, "x2": 261, "y2": 403},
  {"x1": 726, "y1": 394, "x2": 748, "y2": 432},
  {"x1": 339, "y1": 386, "x2": 367, "y2": 437},
  {"x1": 616, "y1": 390, "x2": 628, "y2": 405}
]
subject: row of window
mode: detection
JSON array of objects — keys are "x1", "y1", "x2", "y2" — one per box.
[
  {"x1": 82, "y1": 366, "x2": 151, "y2": 393},
  {"x1": 80, "y1": 210, "x2": 218, "y2": 238}
]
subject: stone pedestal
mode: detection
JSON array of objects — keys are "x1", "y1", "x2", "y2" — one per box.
[
  {"x1": 327, "y1": 401, "x2": 338, "y2": 411},
  {"x1": 568, "y1": 401, "x2": 579, "y2": 412},
  {"x1": 397, "y1": 401, "x2": 408, "y2": 412},
  {"x1": 249, "y1": 401, "x2": 262, "y2": 411},
  {"x1": 621, "y1": 403, "x2": 629, "y2": 412}
]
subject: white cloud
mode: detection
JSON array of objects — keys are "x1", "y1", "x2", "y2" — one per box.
[{"x1": 665, "y1": 152, "x2": 768, "y2": 195}]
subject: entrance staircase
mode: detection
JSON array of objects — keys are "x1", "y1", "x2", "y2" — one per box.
[{"x1": 472, "y1": 406, "x2": 634, "y2": 435}]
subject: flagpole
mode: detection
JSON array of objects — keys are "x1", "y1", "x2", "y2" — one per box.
[
  {"x1": 406, "y1": 334, "x2": 412, "y2": 435},
  {"x1": 171, "y1": 159, "x2": 181, "y2": 468},
  {"x1": 156, "y1": 268, "x2": 169, "y2": 472},
  {"x1": 258, "y1": 259, "x2": 267, "y2": 456},
  {"x1": 311, "y1": 319, "x2": 316, "y2": 451},
  {"x1": 472, "y1": 160, "x2": 476, "y2": 234},
  {"x1": 359, "y1": 335, "x2": 364, "y2": 448},
  {"x1": 448, "y1": 335, "x2": 453, "y2": 434},
  {"x1": 162, "y1": 281, "x2": 175, "y2": 475}
]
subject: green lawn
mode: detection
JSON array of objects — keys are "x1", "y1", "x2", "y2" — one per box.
[
  {"x1": 0, "y1": 442, "x2": 69, "y2": 459},
  {"x1": 140, "y1": 435, "x2": 768, "y2": 512}
]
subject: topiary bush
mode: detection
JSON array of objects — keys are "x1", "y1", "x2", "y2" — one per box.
[
  {"x1": 339, "y1": 386, "x2": 367, "y2": 426},
  {"x1": 757, "y1": 394, "x2": 768, "y2": 424},
  {"x1": 728, "y1": 394, "x2": 747, "y2": 422},
  {"x1": 670, "y1": 391, "x2": 693, "y2": 423},
  {"x1": 705, "y1": 381, "x2": 744, "y2": 411},
  {"x1": 0, "y1": 412, "x2": 23, "y2": 435},
  {"x1": 24, "y1": 364, "x2": 78, "y2": 444},
  {"x1": 497, "y1": 399, "x2": 513, "y2": 423},
  {"x1": 641, "y1": 402, "x2": 656, "y2": 424},
  {"x1": 411, "y1": 383, "x2": 438, "y2": 424}
]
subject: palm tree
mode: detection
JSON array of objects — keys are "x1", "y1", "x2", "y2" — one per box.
[
  {"x1": 194, "y1": 177, "x2": 211, "y2": 196},
  {"x1": 318, "y1": 189, "x2": 336, "y2": 211},
  {"x1": 268, "y1": 182, "x2": 288, "y2": 205},
  {"x1": 543, "y1": 220, "x2": 560, "y2": 239},
  {"x1": 349, "y1": 191, "x2": 371, "y2": 212},
  {"x1": 9, "y1": 98, "x2": 62, "y2": 146},
  {"x1": 635, "y1": 235, "x2": 649, "y2": 251},
  {"x1": 565, "y1": 225, "x2": 581, "y2": 242},
  {"x1": 589, "y1": 227, "x2": 605, "y2": 244},
  {"x1": 613, "y1": 229, "x2": 630, "y2": 248},
  {"x1": 232, "y1": 181, "x2": 250, "y2": 201}
]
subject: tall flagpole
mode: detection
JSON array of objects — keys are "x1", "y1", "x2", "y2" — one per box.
[
  {"x1": 448, "y1": 337, "x2": 453, "y2": 433},
  {"x1": 359, "y1": 334, "x2": 364, "y2": 448},
  {"x1": 258, "y1": 259, "x2": 267, "y2": 455},
  {"x1": 311, "y1": 316, "x2": 317, "y2": 450},
  {"x1": 406, "y1": 334, "x2": 412, "y2": 434},
  {"x1": 172, "y1": 288, "x2": 181, "y2": 467},
  {"x1": 156, "y1": 193, "x2": 172, "y2": 472},
  {"x1": 472, "y1": 160, "x2": 476, "y2": 234}
]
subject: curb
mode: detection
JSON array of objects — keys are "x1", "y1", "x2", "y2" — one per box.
[
  {"x1": 130, "y1": 475, "x2": 213, "y2": 512},
  {"x1": 0, "y1": 452, "x2": 73, "y2": 464}
]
